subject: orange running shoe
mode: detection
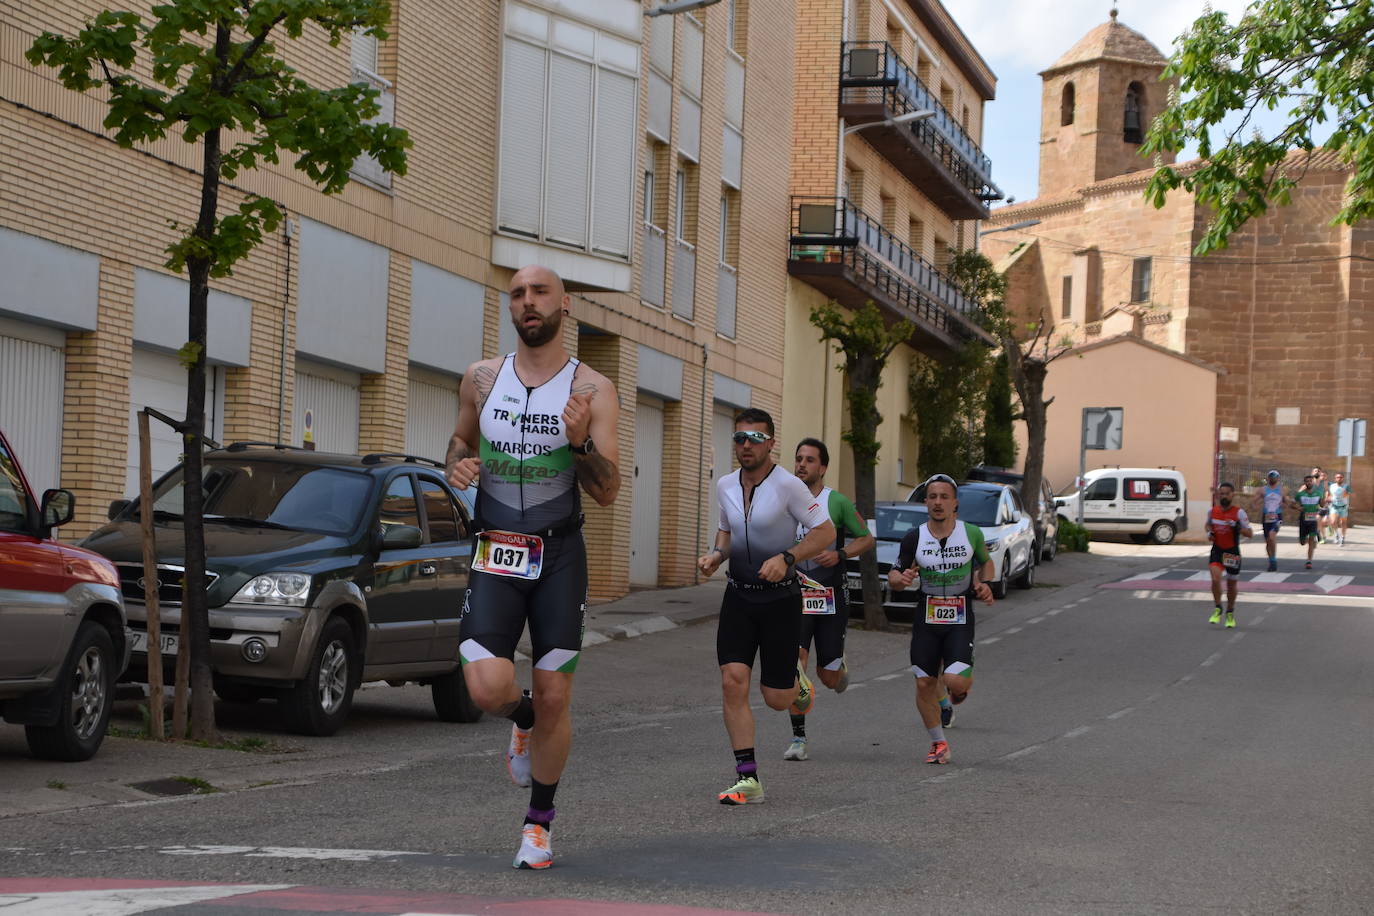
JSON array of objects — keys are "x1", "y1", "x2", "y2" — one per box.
[{"x1": 925, "y1": 740, "x2": 950, "y2": 765}]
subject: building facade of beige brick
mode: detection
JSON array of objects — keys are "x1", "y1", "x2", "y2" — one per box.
[
  {"x1": 0, "y1": 0, "x2": 797, "y2": 602},
  {"x1": 983, "y1": 13, "x2": 1373, "y2": 511},
  {"x1": 782, "y1": 0, "x2": 998, "y2": 501}
]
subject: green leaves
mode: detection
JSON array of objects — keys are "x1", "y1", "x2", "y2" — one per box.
[
  {"x1": 1145, "y1": 0, "x2": 1374, "y2": 253},
  {"x1": 27, "y1": 0, "x2": 409, "y2": 275}
]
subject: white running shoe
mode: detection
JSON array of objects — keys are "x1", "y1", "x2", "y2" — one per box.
[
  {"x1": 783, "y1": 736, "x2": 808, "y2": 761},
  {"x1": 507, "y1": 723, "x2": 532, "y2": 788},
  {"x1": 513, "y1": 823, "x2": 553, "y2": 869}
]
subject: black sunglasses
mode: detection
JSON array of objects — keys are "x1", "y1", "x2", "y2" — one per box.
[{"x1": 732, "y1": 430, "x2": 770, "y2": 445}]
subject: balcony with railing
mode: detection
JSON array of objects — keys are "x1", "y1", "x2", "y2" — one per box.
[
  {"x1": 839, "y1": 42, "x2": 999, "y2": 220},
  {"x1": 786, "y1": 197, "x2": 993, "y2": 355}
]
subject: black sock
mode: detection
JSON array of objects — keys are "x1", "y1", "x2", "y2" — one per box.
[
  {"x1": 507, "y1": 689, "x2": 534, "y2": 730},
  {"x1": 524, "y1": 779, "x2": 558, "y2": 827},
  {"x1": 790, "y1": 714, "x2": 806, "y2": 738},
  {"x1": 733, "y1": 747, "x2": 757, "y2": 777}
]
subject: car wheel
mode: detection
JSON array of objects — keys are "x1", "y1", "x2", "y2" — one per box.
[
  {"x1": 25, "y1": 621, "x2": 116, "y2": 762},
  {"x1": 1015, "y1": 554, "x2": 1036, "y2": 589},
  {"x1": 1149, "y1": 521, "x2": 1176, "y2": 545},
  {"x1": 215, "y1": 679, "x2": 268, "y2": 704},
  {"x1": 432, "y1": 667, "x2": 483, "y2": 723},
  {"x1": 281, "y1": 617, "x2": 356, "y2": 737},
  {"x1": 989, "y1": 565, "x2": 1009, "y2": 600},
  {"x1": 1042, "y1": 534, "x2": 1058, "y2": 562}
]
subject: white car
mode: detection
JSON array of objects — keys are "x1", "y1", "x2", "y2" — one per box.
[{"x1": 845, "y1": 482, "x2": 1037, "y2": 618}]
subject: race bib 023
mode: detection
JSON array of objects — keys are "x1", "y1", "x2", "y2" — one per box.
[
  {"x1": 473, "y1": 530, "x2": 543, "y2": 580},
  {"x1": 925, "y1": 595, "x2": 966, "y2": 625}
]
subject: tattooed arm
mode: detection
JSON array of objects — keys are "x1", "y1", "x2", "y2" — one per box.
[
  {"x1": 446, "y1": 359, "x2": 498, "y2": 490},
  {"x1": 563, "y1": 371, "x2": 622, "y2": 506}
]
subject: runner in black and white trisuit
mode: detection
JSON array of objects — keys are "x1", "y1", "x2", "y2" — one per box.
[
  {"x1": 446, "y1": 265, "x2": 621, "y2": 870},
  {"x1": 888, "y1": 474, "x2": 994, "y2": 765},
  {"x1": 784, "y1": 437, "x2": 874, "y2": 762},
  {"x1": 697, "y1": 409, "x2": 835, "y2": 805}
]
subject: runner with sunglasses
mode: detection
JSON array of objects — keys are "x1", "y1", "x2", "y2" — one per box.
[
  {"x1": 697, "y1": 409, "x2": 836, "y2": 804},
  {"x1": 888, "y1": 473, "x2": 994, "y2": 765}
]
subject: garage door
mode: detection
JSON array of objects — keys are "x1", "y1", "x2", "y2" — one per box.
[
  {"x1": 0, "y1": 328, "x2": 65, "y2": 495},
  {"x1": 630, "y1": 399, "x2": 664, "y2": 586},
  {"x1": 126, "y1": 348, "x2": 224, "y2": 497},
  {"x1": 294, "y1": 361, "x2": 360, "y2": 454},
  {"x1": 706, "y1": 405, "x2": 738, "y2": 539},
  {"x1": 405, "y1": 367, "x2": 460, "y2": 464}
]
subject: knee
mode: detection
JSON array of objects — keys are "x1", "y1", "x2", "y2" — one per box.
[
  {"x1": 915, "y1": 676, "x2": 938, "y2": 696},
  {"x1": 532, "y1": 683, "x2": 572, "y2": 720},
  {"x1": 817, "y1": 668, "x2": 840, "y2": 689},
  {"x1": 465, "y1": 675, "x2": 510, "y2": 714},
  {"x1": 761, "y1": 688, "x2": 792, "y2": 711},
  {"x1": 720, "y1": 668, "x2": 750, "y2": 700}
]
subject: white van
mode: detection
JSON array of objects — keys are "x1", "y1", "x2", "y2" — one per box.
[{"x1": 1055, "y1": 467, "x2": 1189, "y2": 544}]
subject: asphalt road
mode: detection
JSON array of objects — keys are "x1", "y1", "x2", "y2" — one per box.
[{"x1": 2, "y1": 533, "x2": 1372, "y2": 914}]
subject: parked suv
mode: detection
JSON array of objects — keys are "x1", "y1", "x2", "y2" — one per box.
[
  {"x1": 82, "y1": 443, "x2": 481, "y2": 737},
  {"x1": 963, "y1": 465, "x2": 1059, "y2": 561},
  {"x1": 1, "y1": 428, "x2": 129, "y2": 761}
]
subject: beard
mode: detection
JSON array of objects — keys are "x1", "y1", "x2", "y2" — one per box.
[{"x1": 515, "y1": 309, "x2": 562, "y2": 347}]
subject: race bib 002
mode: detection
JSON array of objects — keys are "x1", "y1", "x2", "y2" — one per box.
[
  {"x1": 925, "y1": 595, "x2": 966, "y2": 625},
  {"x1": 799, "y1": 572, "x2": 836, "y2": 615},
  {"x1": 473, "y1": 530, "x2": 543, "y2": 580}
]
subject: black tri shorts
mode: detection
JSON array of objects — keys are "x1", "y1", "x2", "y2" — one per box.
[
  {"x1": 459, "y1": 532, "x2": 588, "y2": 673},
  {"x1": 909, "y1": 591, "x2": 976, "y2": 679},
  {"x1": 798, "y1": 576, "x2": 848, "y2": 668},
  {"x1": 1208, "y1": 544, "x2": 1241, "y2": 579},
  {"x1": 1298, "y1": 519, "x2": 1319, "y2": 543},
  {"x1": 717, "y1": 584, "x2": 802, "y2": 690}
]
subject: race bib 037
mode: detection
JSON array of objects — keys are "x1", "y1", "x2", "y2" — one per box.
[{"x1": 473, "y1": 530, "x2": 543, "y2": 580}]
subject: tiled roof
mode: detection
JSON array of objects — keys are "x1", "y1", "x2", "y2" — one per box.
[{"x1": 1043, "y1": 13, "x2": 1167, "y2": 73}]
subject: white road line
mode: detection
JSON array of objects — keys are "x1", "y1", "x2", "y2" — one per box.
[
  {"x1": 1123, "y1": 569, "x2": 1169, "y2": 581},
  {"x1": 1005, "y1": 626, "x2": 1023, "y2": 634},
  {"x1": 1184, "y1": 571, "x2": 1213, "y2": 582},
  {"x1": 1179, "y1": 673, "x2": 1194, "y2": 682},
  {"x1": 1003, "y1": 744, "x2": 1043, "y2": 760},
  {"x1": 979, "y1": 636, "x2": 1001, "y2": 645},
  {"x1": 1046, "y1": 608, "x2": 1064, "y2": 616},
  {"x1": 1063, "y1": 726, "x2": 1092, "y2": 739},
  {"x1": 0, "y1": 885, "x2": 294, "y2": 916},
  {"x1": 1249, "y1": 572, "x2": 1289, "y2": 583},
  {"x1": 875, "y1": 673, "x2": 902, "y2": 681},
  {"x1": 1314, "y1": 574, "x2": 1354, "y2": 592},
  {"x1": 1107, "y1": 707, "x2": 1134, "y2": 720},
  {"x1": 1028, "y1": 616, "x2": 1045, "y2": 624},
  {"x1": 162, "y1": 845, "x2": 421, "y2": 862},
  {"x1": 1200, "y1": 652, "x2": 1223, "y2": 667},
  {"x1": 925, "y1": 771, "x2": 966, "y2": 784}
]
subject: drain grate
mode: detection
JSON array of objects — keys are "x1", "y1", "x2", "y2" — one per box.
[{"x1": 128, "y1": 777, "x2": 216, "y2": 797}]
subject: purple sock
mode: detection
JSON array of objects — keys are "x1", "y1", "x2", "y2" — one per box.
[
  {"x1": 735, "y1": 761, "x2": 758, "y2": 776},
  {"x1": 524, "y1": 806, "x2": 555, "y2": 827}
]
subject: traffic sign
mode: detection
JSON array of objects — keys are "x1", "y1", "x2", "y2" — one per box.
[
  {"x1": 1084, "y1": 407, "x2": 1123, "y2": 450},
  {"x1": 1337, "y1": 418, "x2": 1366, "y2": 458}
]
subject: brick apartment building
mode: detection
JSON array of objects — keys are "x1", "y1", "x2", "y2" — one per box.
[
  {"x1": 982, "y1": 13, "x2": 1372, "y2": 510},
  {"x1": 0, "y1": 0, "x2": 800, "y2": 601},
  {"x1": 780, "y1": 0, "x2": 999, "y2": 499}
]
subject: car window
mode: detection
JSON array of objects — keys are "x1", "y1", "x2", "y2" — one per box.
[
  {"x1": 379, "y1": 475, "x2": 420, "y2": 531},
  {"x1": 0, "y1": 442, "x2": 29, "y2": 530},
  {"x1": 955, "y1": 488, "x2": 1001, "y2": 527},
  {"x1": 150, "y1": 461, "x2": 370, "y2": 534},
  {"x1": 1124, "y1": 477, "x2": 1179, "y2": 500},
  {"x1": 873, "y1": 505, "x2": 928, "y2": 541},
  {"x1": 1085, "y1": 477, "x2": 1118, "y2": 500},
  {"x1": 417, "y1": 478, "x2": 463, "y2": 543},
  {"x1": 1008, "y1": 489, "x2": 1024, "y2": 514}
]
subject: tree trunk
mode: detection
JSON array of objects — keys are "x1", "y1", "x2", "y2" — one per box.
[
  {"x1": 847, "y1": 356, "x2": 889, "y2": 632},
  {"x1": 180, "y1": 29, "x2": 229, "y2": 743},
  {"x1": 1006, "y1": 341, "x2": 1050, "y2": 532}
]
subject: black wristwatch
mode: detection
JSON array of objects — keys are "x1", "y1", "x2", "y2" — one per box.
[
  {"x1": 781, "y1": 550, "x2": 796, "y2": 566},
  {"x1": 570, "y1": 437, "x2": 595, "y2": 455}
]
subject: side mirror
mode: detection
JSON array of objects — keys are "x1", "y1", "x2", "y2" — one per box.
[
  {"x1": 40, "y1": 489, "x2": 75, "y2": 530},
  {"x1": 108, "y1": 498, "x2": 131, "y2": 520},
  {"x1": 379, "y1": 524, "x2": 423, "y2": 550}
]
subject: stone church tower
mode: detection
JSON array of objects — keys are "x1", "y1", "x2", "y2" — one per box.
[{"x1": 1036, "y1": 9, "x2": 1176, "y2": 196}]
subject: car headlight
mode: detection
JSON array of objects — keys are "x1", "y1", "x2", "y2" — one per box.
[
  {"x1": 233, "y1": 572, "x2": 311, "y2": 606},
  {"x1": 984, "y1": 538, "x2": 1001, "y2": 551}
]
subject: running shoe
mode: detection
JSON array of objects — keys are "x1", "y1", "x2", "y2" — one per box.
[
  {"x1": 718, "y1": 774, "x2": 765, "y2": 805},
  {"x1": 940, "y1": 703, "x2": 955, "y2": 728},
  {"x1": 791, "y1": 663, "x2": 815, "y2": 715},
  {"x1": 507, "y1": 723, "x2": 532, "y2": 788},
  {"x1": 833, "y1": 658, "x2": 850, "y2": 694},
  {"x1": 783, "y1": 737, "x2": 808, "y2": 761},
  {"x1": 1208, "y1": 606, "x2": 1223, "y2": 625},
  {"x1": 512, "y1": 823, "x2": 552, "y2": 869},
  {"x1": 925, "y1": 740, "x2": 950, "y2": 765},
  {"x1": 1225, "y1": 611, "x2": 1236, "y2": 629},
  {"x1": 1305, "y1": 561, "x2": 1313, "y2": 570},
  {"x1": 1268, "y1": 558, "x2": 1278, "y2": 572}
]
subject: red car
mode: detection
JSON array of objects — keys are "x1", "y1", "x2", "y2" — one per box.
[{"x1": 0, "y1": 428, "x2": 129, "y2": 760}]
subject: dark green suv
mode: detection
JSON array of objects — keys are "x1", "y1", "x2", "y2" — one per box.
[{"x1": 82, "y1": 443, "x2": 479, "y2": 736}]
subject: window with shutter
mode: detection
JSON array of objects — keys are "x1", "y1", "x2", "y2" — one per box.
[
  {"x1": 545, "y1": 54, "x2": 594, "y2": 247},
  {"x1": 593, "y1": 69, "x2": 636, "y2": 256},
  {"x1": 497, "y1": 38, "x2": 548, "y2": 238}
]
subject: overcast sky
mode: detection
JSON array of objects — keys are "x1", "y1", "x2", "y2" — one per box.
[{"x1": 946, "y1": 0, "x2": 1259, "y2": 206}]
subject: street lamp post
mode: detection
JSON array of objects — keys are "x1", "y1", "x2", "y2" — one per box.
[
  {"x1": 976, "y1": 218, "x2": 1041, "y2": 249},
  {"x1": 835, "y1": 108, "x2": 936, "y2": 203}
]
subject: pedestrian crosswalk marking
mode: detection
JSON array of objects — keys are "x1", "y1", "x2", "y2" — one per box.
[{"x1": 1314, "y1": 574, "x2": 1353, "y2": 592}]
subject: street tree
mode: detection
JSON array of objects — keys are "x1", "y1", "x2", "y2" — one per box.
[
  {"x1": 982, "y1": 352, "x2": 1017, "y2": 468},
  {"x1": 1143, "y1": 0, "x2": 1374, "y2": 254},
  {"x1": 810, "y1": 301, "x2": 913, "y2": 632},
  {"x1": 947, "y1": 250, "x2": 1070, "y2": 534},
  {"x1": 28, "y1": 0, "x2": 410, "y2": 741},
  {"x1": 910, "y1": 343, "x2": 993, "y2": 481}
]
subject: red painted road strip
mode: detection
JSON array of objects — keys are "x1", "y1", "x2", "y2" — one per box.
[
  {"x1": 1100, "y1": 579, "x2": 1374, "y2": 597},
  {"x1": 0, "y1": 879, "x2": 781, "y2": 915}
]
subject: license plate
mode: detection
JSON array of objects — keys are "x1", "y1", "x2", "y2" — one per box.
[
  {"x1": 846, "y1": 574, "x2": 862, "y2": 591},
  {"x1": 131, "y1": 631, "x2": 179, "y2": 655}
]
